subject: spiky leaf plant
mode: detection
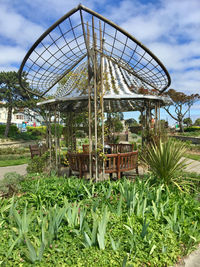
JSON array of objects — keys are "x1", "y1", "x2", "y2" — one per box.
[{"x1": 141, "y1": 139, "x2": 189, "y2": 188}]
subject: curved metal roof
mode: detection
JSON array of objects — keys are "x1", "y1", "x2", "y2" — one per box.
[{"x1": 19, "y1": 4, "x2": 171, "y2": 98}]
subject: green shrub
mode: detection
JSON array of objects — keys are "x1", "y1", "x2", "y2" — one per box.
[
  {"x1": 0, "y1": 172, "x2": 25, "y2": 196},
  {"x1": 26, "y1": 152, "x2": 49, "y2": 174},
  {"x1": 27, "y1": 126, "x2": 46, "y2": 137},
  {"x1": 51, "y1": 123, "x2": 63, "y2": 137},
  {"x1": 0, "y1": 124, "x2": 19, "y2": 137},
  {"x1": 141, "y1": 139, "x2": 189, "y2": 187},
  {"x1": 0, "y1": 147, "x2": 29, "y2": 155},
  {"x1": 185, "y1": 126, "x2": 200, "y2": 132}
]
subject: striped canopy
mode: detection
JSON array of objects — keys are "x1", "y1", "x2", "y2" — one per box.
[{"x1": 19, "y1": 4, "x2": 171, "y2": 111}]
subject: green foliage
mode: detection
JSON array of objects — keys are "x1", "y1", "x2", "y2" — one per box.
[
  {"x1": 125, "y1": 118, "x2": 138, "y2": 127},
  {"x1": 141, "y1": 139, "x2": 189, "y2": 187},
  {"x1": 0, "y1": 146, "x2": 29, "y2": 155},
  {"x1": 185, "y1": 126, "x2": 200, "y2": 132},
  {"x1": 184, "y1": 153, "x2": 200, "y2": 161},
  {"x1": 26, "y1": 152, "x2": 49, "y2": 174},
  {"x1": 0, "y1": 175, "x2": 200, "y2": 266},
  {"x1": 50, "y1": 123, "x2": 63, "y2": 137},
  {"x1": 27, "y1": 126, "x2": 46, "y2": 137},
  {"x1": 0, "y1": 172, "x2": 25, "y2": 196},
  {"x1": 0, "y1": 71, "x2": 38, "y2": 137},
  {"x1": 164, "y1": 89, "x2": 200, "y2": 132},
  {"x1": 183, "y1": 117, "x2": 193, "y2": 127},
  {"x1": 194, "y1": 118, "x2": 200, "y2": 126},
  {"x1": 0, "y1": 124, "x2": 19, "y2": 137}
]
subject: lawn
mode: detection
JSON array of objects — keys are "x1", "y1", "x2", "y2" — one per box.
[
  {"x1": 184, "y1": 153, "x2": 200, "y2": 162},
  {"x1": 0, "y1": 148, "x2": 30, "y2": 167},
  {"x1": 0, "y1": 157, "x2": 29, "y2": 167},
  {"x1": 0, "y1": 173, "x2": 200, "y2": 266}
]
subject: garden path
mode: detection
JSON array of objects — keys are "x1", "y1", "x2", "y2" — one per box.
[
  {"x1": 183, "y1": 157, "x2": 200, "y2": 174},
  {"x1": 176, "y1": 246, "x2": 200, "y2": 267},
  {"x1": 0, "y1": 164, "x2": 27, "y2": 180}
]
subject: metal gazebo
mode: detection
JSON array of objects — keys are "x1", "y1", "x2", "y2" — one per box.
[{"x1": 19, "y1": 4, "x2": 171, "y2": 180}]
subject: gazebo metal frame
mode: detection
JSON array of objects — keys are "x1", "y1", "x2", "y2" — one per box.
[{"x1": 19, "y1": 4, "x2": 171, "y2": 180}]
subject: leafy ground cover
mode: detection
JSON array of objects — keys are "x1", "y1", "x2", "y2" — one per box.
[{"x1": 0, "y1": 173, "x2": 200, "y2": 266}]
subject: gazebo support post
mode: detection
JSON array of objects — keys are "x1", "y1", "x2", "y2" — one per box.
[
  {"x1": 48, "y1": 108, "x2": 52, "y2": 170},
  {"x1": 155, "y1": 101, "x2": 158, "y2": 134},
  {"x1": 158, "y1": 101, "x2": 161, "y2": 133},
  {"x1": 54, "y1": 104, "x2": 58, "y2": 172},
  {"x1": 58, "y1": 107, "x2": 61, "y2": 167},
  {"x1": 86, "y1": 22, "x2": 93, "y2": 179},
  {"x1": 92, "y1": 17, "x2": 99, "y2": 182},
  {"x1": 45, "y1": 109, "x2": 49, "y2": 149},
  {"x1": 141, "y1": 107, "x2": 145, "y2": 147},
  {"x1": 99, "y1": 20, "x2": 105, "y2": 180}
]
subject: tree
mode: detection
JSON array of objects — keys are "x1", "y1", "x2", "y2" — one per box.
[
  {"x1": 125, "y1": 118, "x2": 138, "y2": 127},
  {"x1": 164, "y1": 89, "x2": 200, "y2": 132},
  {"x1": 194, "y1": 118, "x2": 200, "y2": 126},
  {"x1": 0, "y1": 71, "x2": 37, "y2": 137},
  {"x1": 105, "y1": 112, "x2": 124, "y2": 143},
  {"x1": 183, "y1": 117, "x2": 193, "y2": 127}
]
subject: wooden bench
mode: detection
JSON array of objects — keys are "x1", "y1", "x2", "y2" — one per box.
[
  {"x1": 67, "y1": 150, "x2": 138, "y2": 179},
  {"x1": 29, "y1": 145, "x2": 41, "y2": 159},
  {"x1": 29, "y1": 144, "x2": 47, "y2": 159},
  {"x1": 104, "y1": 151, "x2": 138, "y2": 179},
  {"x1": 82, "y1": 143, "x2": 134, "y2": 153},
  {"x1": 67, "y1": 152, "x2": 94, "y2": 178}
]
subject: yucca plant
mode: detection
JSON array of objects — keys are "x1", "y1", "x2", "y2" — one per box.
[{"x1": 141, "y1": 139, "x2": 189, "y2": 187}]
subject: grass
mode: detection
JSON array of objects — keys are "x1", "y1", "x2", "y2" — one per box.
[
  {"x1": 177, "y1": 131, "x2": 200, "y2": 137},
  {"x1": 184, "y1": 153, "x2": 200, "y2": 161},
  {"x1": 0, "y1": 157, "x2": 29, "y2": 167}
]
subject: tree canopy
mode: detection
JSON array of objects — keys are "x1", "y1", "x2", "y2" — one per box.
[
  {"x1": 125, "y1": 118, "x2": 138, "y2": 127},
  {"x1": 164, "y1": 89, "x2": 200, "y2": 132},
  {"x1": 194, "y1": 118, "x2": 200, "y2": 126},
  {"x1": 183, "y1": 117, "x2": 192, "y2": 127},
  {"x1": 0, "y1": 71, "x2": 38, "y2": 137}
]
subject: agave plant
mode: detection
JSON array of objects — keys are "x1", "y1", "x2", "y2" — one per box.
[{"x1": 141, "y1": 139, "x2": 189, "y2": 187}]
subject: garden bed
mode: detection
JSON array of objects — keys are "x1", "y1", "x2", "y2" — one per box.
[{"x1": 0, "y1": 174, "x2": 200, "y2": 266}]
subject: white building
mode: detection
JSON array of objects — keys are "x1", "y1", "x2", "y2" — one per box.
[{"x1": 0, "y1": 103, "x2": 44, "y2": 128}]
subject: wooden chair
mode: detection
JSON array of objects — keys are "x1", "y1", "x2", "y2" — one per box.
[
  {"x1": 29, "y1": 144, "x2": 47, "y2": 159},
  {"x1": 67, "y1": 152, "x2": 94, "y2": 178},
  {"x1": 29, "y1": 144, "x2": 41, "y2": 159}
]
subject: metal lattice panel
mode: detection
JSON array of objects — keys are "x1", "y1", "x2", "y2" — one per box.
[{"x1": 19, "y1": 4, "x2": 171, "y2": 97}]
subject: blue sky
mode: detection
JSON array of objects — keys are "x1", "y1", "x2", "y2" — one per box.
[{"x1": 0, "y1": 0, "x2": 200, "y2": 125}]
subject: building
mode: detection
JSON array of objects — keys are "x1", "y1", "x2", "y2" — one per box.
[{"x1": 0, "y1": 103, "x2": 44, "y2": 129}]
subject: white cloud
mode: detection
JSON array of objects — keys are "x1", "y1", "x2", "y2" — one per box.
[
  {"x1": 0, "y1": 0, "x2": 199, "y2": 96},
  {"x1": 0, "y1": 3, "x2": 44, "y2": 47},
  {"x1": 0, "y1": 45, "x2": 26, "y2": 65}
]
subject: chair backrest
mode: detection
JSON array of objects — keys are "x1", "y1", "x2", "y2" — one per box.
[
  {"x1": 82, "y1": 143, "x2": 134, "y2": 154},
  {"x1": 67, "y1": 152, "x2": 80, "y2": 172},
  {"x1": 29, "y1": 145, "x2": 41, "y2": 159},
  {"x1": 119, "y1": 151, "x2": 138, "y2": 171}
]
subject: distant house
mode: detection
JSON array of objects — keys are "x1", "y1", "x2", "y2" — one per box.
[{"x1": 0, "y1": 103, "x2": 44, "y2": 128}]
